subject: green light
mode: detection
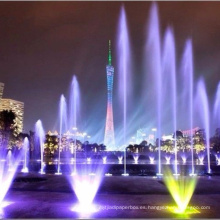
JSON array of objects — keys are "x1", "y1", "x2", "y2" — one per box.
[
  {"x1": 163, "y1": 168, "x2": 198, "y2": 214},
  {"x1": 108, "y1": 40, "x2": 112, "y2": 65}
]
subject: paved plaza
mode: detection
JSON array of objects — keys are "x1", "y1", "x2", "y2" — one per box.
[{"x1": 1, "y1": 173, "x2": 220, "y2": 218}]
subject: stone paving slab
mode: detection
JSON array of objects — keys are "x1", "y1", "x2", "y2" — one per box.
[{"x1": 1, "y1": 173, "x2": 220, "y2": 219}]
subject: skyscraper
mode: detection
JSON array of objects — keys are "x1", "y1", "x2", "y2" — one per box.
[
  {"x1": 104, "y1": 40, "x2": 115, "y2": 149},
  {"x1": 0, "y1": 99, "x2": 24, "y2": 134}
]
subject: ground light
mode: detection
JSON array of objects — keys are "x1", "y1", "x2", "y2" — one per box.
[
  {"x1": 0, "y1": 201, "x2": 13, "y2": 218},
  {"x1": 163, "y1": 168, "x2": 198, "y2": 215},
  {"x1": 69, "y1": 173, "x2": 102, "y2": 216}
]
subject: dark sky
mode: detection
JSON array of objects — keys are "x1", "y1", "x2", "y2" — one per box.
[{"x1": 0, "y1": 2, "x2": 220, "y2": 142}]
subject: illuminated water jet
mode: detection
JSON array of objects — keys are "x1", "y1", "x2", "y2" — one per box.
[
  {"x1": 165, "y1": 156, "x2": 171, "y2": 164},
  {"x1": 163, "y1": 168, "x2": 197, "y2": 214},
  {"x1": 195, "y1": 79, "x2": 211, "y2": 173},
  {"x1": 35, "y1": 120, "x2": 45, "y2": 174},
  {"x1": 162, "y1": 27, "x2": 178, "y2": 175},
  {"x1": 0, "y1": 148, "x2": 21, "y2": 210},
  {"x1": 69, "y1": 172, "x2": 103, "y2": 215},
  {"x1": 117, "y1": 6, "x2": 131, "y2": 147},
  {"x1": 69, "y1": 76, "x2": 80, "y2": 175},
  {"x1": 149, "y1": 156, "x2": 155, "y2": 164},
  {"x1": 215, "y1": 154, "x2": 220, "y2": 165},
  {"x1": 146, "y1": 3, "x2": 162, "y2": 175},
  {"x1": 102, "y1": 156, "x2": 107, "y2": 164},
  {"x1": 118, "y1": 156, "x2": 123, "y2": 164},
  {"x1": 56, "y1": 95, "x2": 67, "y2": 175},
  {"x1": 198, "y1": 154, "x2": 204, "y2": 165},
  {"x1": 133, "y1": 155, "x2": 139, "y2": 164},
  {"x1": 181, "y1": 154, "x2": 187, "y2": 164},
  {"x1": 180, "y1": 40, "x2": 195, "y2": 176},
  {"x1": 21, "y1": 137, "x2": 29, "y2": 173}
]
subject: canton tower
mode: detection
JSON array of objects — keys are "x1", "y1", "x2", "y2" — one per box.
[{"x1": 104, "y1": 40, "x2": 115, "y2": 149}]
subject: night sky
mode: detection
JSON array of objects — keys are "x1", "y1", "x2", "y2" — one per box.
[{"x1": 0, "y1": 2, "x2": 220, "y2": 143}]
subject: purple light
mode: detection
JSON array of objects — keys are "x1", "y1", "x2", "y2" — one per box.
[
  {"x1": 118, "y1": 156, "x2": 123, "y2": 164},
  {"x1": 0, "y1": 152, "x2": 20, "y2": 206},
  {"x1": 198, "y1": 154, "x2": 205, "y2": 165},
  {"x1": 149, "y1": 156, "x2": 155, "y2": 164},
  {"x1": 69, "y1": 174, "x2": 102, "y2": 214},
  {"x1": 102, "y1": 156, "x2": 107, "y2": 164},
  {"x1": 165, "y1": 156, "x2": 171, "y2": 164},
  {"x1": 180, "y1": 154, "x2": 187, "y2": 164},
  {"x1": 133, "y1": 155, "x2": 139, "y2": 164},
  {"x1": 0, "y1": 201, "x2": 13, "y2": 218},
  {"x1": 71, "y1": 203, "x2": 98, "y2": 214},
  {"x1": 215, "y1": 154, "x2": 220, "y2": 165}
]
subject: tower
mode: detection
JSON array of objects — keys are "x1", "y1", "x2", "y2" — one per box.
[{"x1": 104, "y1": 40, "x2": 115, "y2": 149}]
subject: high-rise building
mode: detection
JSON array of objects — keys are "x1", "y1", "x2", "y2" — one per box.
[
  {"x1": 104, "y1": 40, "x2": 115, "y2": 149},
  {"x1": 0, "y1": 99, "x2": 24, "y2": 134},
  {"x1": 0, "y1": 82, "x2": 4, "y2": 102}
]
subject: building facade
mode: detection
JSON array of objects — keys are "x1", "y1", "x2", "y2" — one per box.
[
  {"x1": 0, "y1": 82, "x2": 4, "y2": 102},
  {"x1": 0, "y1": 98, "x2": 24, "y2": 134},
  {"x1": 104, "y1": 40, "x2": 115, "y2": 149}
]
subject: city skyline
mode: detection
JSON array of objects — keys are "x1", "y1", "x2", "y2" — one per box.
[{"x1": 0, "y1": 2, "x2": 220, "y2": 144}]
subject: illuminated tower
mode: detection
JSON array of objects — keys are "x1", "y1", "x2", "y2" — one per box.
[{"x1": 104, "y1": 40, "x2": 115, "y2": 149}]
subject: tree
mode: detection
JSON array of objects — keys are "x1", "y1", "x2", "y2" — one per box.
[
  {"x1": 210, "y1": 128, "x2": 220, "y2": 153},
  {"x1": 0, "y1": 110, "x2": 17, "y2": 150},
  {"x1": 0, "y1": 110, "x2": 16, "y2": 132}
]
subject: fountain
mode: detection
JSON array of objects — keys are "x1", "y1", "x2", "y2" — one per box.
[
  {"x1": 162, "y1": 27, "x2": 178, "y2": 175},
  {"x1": 102, "y1": 156, "x2": 107, "y2": 164},
  {"x1": 149, "y1": 156, "x2": 155, "y2": 164},
  {"x1": 56, "y1": 94, "x2": 67, "y2": 175},
  {"x1": 146, "y1": 3, "x2": 162, "y2": 176},
  {"x1": 198, "y1": 153, "x2": 205, "y2": 165},
  {"x1": 69, "y1": 75, "x2": 80, "y2": 176},
  {"x1": 118, "y1": 156, "x2": 123, "y2": 164},
  {"x1": 70, "y1": 174, "x2": 101, "y2": 215},
  {"x1": 180, "y1": 153, "x2": 187, "y2": 164},
  {"x1": 195, "y1": 79, "x2": 211, "y2": 173},
  {"x1": 117, "y1": 6, "x2": 131, "y2": 147},
  {"x1": 214, "y1": 82, "x2": 220, "y2": 125},
  {"x1": 215, "y1": 154, "x2": 220, "y2": 165},
  {"x1": 163, "y1": 168, "x2": 198, "y2": 214},
  {"x1": 21, "y1": 137, "x2": 29, "y2": 173},
  {"x1": 133, "y1": 155, "x2": 139, "y2": 164},
  {"x1": 35, "y1": 120, "x2": 45, "y2": 174},
  {"x1": 6, "y1": 150, "x2": 13, "y2": 172},
  {"x1": 165, "y1": 155, "x2": 171, "y2": 164},
  {"x1": 180, "y1": 40, "x2": 195, "y2": 176},
  {"x1": 0, "y1": 147, "x2": 21, "y2": 215}
]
